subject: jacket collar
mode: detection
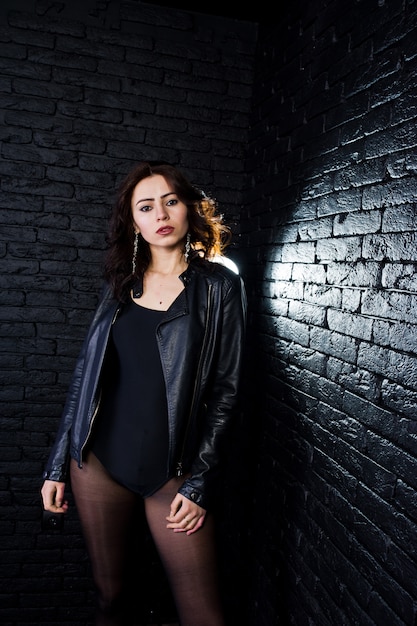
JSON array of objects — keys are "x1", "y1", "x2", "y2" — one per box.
[{"x1": 132, "y1": 262, "x2": 197, "y2": 299}]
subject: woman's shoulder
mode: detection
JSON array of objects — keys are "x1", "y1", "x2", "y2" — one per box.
[
  {"x1": 92, "y1": 281, "x2": 119, "y2": 317},
  {"x1": 192, "y1": 255, "x2": 238, "y2": 274},
  {"x1": 190, "y1": 257, "x2": 243, "y2": 289}
]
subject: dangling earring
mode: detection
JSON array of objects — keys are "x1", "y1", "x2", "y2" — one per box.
[
  {"x1": 132, "y1": 231, "x2": 139, "y2": 275},
  {"x1": 184, "y1": 232, "x2": 191, "y2": 262}
]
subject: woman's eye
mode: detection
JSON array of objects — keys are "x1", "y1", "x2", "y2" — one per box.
[
  {"x1": 167, "y1": 198, "x2": 177, "y2": 206},
  {"x1": 139, "y1": 205, "x2": 152, "y2": 212}
]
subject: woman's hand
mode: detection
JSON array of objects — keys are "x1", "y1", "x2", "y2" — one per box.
[
  {"x1": 166, "y1": 492, "x2": 206, "y2": 535},
  {"x1": 41, "y1": 480, "x2": 69, "y2": 514}
]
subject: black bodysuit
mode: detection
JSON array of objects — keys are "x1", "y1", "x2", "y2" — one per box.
[{"x1": 91, "y1": 298, "x2": 171, "y2": 497}]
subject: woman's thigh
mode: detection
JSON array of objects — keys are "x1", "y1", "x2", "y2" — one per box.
[
  {"x1": 144, "y1": 477, "x2": 225, "y2": 625},
  {"x1": 70, "y1": 453, "x2": 138, "y2": 592}
]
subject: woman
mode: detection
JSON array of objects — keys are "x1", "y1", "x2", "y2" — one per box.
[{"x1": 41, "y1": 161, "x2": 247, "y2": 626}]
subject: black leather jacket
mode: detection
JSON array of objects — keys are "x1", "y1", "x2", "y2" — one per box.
[{"x1": 42, "y1": 259, "x2": 247, "y2": 510}]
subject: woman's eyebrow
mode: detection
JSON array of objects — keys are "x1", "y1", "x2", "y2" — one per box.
[{"x1": 135, "y1": 192, "x2": 176, "y2": 205}]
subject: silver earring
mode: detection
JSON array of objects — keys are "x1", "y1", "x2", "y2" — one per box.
[
  {"x1": 184, "y1": 232, "x2": 191, "y2": 262},
  {"x1": 132, "y1": 232, "x2": 139, "y2": 275}
]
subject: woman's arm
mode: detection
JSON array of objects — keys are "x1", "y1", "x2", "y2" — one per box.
[
  {"x1": 178, "y1": 271, "x2": 247, "y2": 510},
  {"x1": 41, "y1": 341, "x2": 87, "y2": 482},
  {"x1": 42, "y1": 283, "x2": 114, "y2": 482}
]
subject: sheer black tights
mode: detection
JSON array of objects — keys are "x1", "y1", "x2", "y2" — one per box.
[{"x1": 70, "y1": 453, "x2": 225, "y2": 626}]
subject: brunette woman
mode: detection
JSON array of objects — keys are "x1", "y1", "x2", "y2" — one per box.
[{"x1": 41, "y1": 161, "x2": 246, "y2": 626}]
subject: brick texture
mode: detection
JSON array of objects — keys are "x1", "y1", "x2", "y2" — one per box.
[
  {"x1": 241, "y1": 1, "x2": 417, "y2": 625},
  {"x1": 2, "y1": 0, "x2": 417, "y2": 625},
  {"x1": 0, "y1": 1, "x2": 256, "y2": 624}
]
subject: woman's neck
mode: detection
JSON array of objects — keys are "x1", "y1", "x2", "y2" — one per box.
[{"x1": 146, "y1": 249, "x2": 187, "y2": 277}]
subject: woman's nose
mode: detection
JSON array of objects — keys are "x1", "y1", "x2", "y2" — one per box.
[{"x1": 156, "y1": 202, "x2": 169, "y2": 220}]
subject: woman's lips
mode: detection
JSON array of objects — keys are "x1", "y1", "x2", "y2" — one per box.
[{"x1": 156, "y1": 226, "x2": 174, "y2": 235}]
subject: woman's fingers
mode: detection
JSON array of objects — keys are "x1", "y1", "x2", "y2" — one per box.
[
  {"x1": 41, "y1": 480, "x2": 69, "y2": 513},
  {"x1": 167, "y1": 511, "x2": 205, "y2": 534},
  {"x1": 166, "y1": 493, "x2": 206, "y2": 533},
  {"x1": 167, "y1": 492, "x2": 182, "y2": 518},
  {"x1": 184, "y1": 514, "x2": 205, "y2": 535}
]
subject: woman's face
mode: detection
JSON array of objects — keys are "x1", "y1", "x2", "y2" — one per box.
[{"x1": 131, "y1": 174, "x2": 189, "y2": 254}]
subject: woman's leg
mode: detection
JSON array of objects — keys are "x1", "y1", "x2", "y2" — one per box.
[
  {"x1": 70, "y1": 453, "x2": 138, "y2": 626},
  {"x1": 144, "y1": 477, "x2": 226, "y2": 626}
]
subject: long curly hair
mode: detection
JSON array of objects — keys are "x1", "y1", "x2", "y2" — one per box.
[{"x1": 104, "y1": 161, "x2": 231, "y2": 300}]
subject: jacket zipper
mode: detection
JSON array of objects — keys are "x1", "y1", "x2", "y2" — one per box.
[
  {"x1": 79, "y1": 304, "x2": 121, "y2": 464},
  {"x1": 175, "y1": 283, "x2": 213, "y2": 476}
]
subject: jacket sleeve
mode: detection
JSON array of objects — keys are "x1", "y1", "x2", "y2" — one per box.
[
  {"x1": 42, "y1": 284, "x2": 113, "y2": 482},
  {"x1": 178, "y1": 271, "x2": 247, "y2": 510},
  {"x1": 42, "y1": 339, "x2": 87, "y2": 482}
]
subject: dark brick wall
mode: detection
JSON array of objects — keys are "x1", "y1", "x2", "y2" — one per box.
[
  {"x1": 242, "y1": 0, "x2": 417, "y2": 625},
  {"x1": 2, "y1": 0, "x2": 417, "y2": 625},
  {"x1": 0, "y1": 2, "x2": 256, "y2": 624}
]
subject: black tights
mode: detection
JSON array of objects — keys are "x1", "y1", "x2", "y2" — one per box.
[{"x1": 70, "y1": 453, "x2": 225, "y2": 626}]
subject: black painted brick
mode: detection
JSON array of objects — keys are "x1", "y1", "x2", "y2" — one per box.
[
  {"x1": 0, "y1": 2, "x2": 256, "y2": 626},
  {"x1": 3, "y1": 0, "x2": 417, "y2": 625},
  {"x1": 241, "y1": 0, "x2": 417, "y2": 625}
]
